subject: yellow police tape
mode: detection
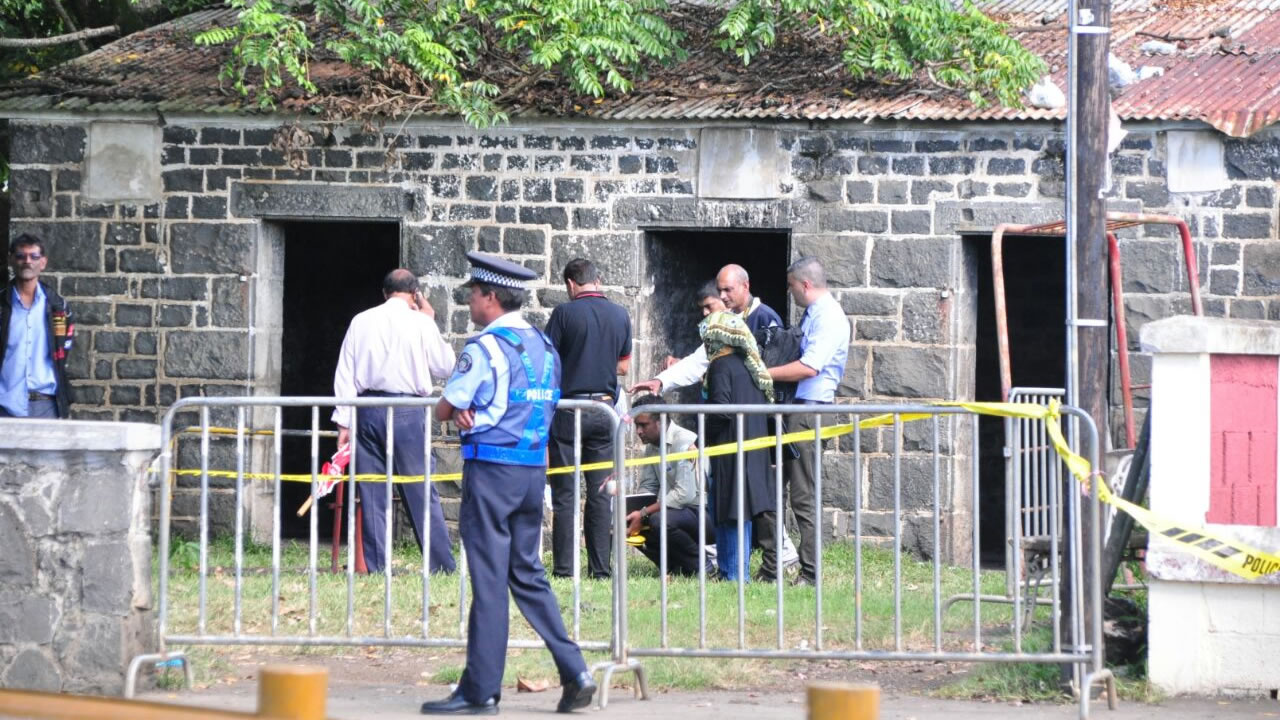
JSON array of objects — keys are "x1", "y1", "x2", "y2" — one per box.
[{"x1": 160, "y1": 401, "x2": 1280, "y2": 580}]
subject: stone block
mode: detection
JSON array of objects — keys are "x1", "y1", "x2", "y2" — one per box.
[
  {"x1": 890, "y1": 210, "x2": 931, "y2": 235},
  {"x1": 1210, "y1": 268, "x2": 1239, "y2": 296},
  {"x1": 910, "y1": 180, "x2": 952, "y2": 205},
  {"x1": 877, "y1": 180, "x2": 908, "y2": 204},
  {"x1": 1, "y1": 648, "x2": 61, "y2": 691},
  {"x1": 94, "y1": 331, "x2": 130, "y2": 354},
  {"x1": 1120, "y1": 240, "x2": 1183, "y2": 293},
  {"x1": 902, "y1": 291, "x2": 946, "y2": 344},
  {"x1": 838, "y1": 291, "x2": 897, "y2": 316},
  {"x1": 820, "y1": 208, "x2": 886, "y2": 234},
  {"x1": 10, "y1": 123, "x2": 86, "y2": 164},
  {"x1": 404, "y1": 225, "x2": 472, "y2": 276},
  {"x1": 58, "y1": 613, "x2": 124, "y2": 680},
  {"x1": 168, "y1": 223, "x2": 253, "y2": 274},
  {"x1": 933, "y1": 201, "x2": 1062, "y2": 234},
  {"x1": 504, "y1": 228, "x2": 546, "y2": 254},
  {"x1": 868, "y1": 455, "x2": 939, "y2": 510},
  {"x1": 212, "y1": 276, "x2": 248, "y2": 327},
  {"x1": 57, "y1": 470, "x2": 132, "y2": 534},
  {"x1": 0, "y1": 502, "x2": 35, "y2": 588},
  {"x1": 869, "y1": 237, "x2": 952, "y2": 289},
  {"x1": 856, "y1": 318, "x2": 896, "y2": 341},
  {"x1": 994, "y1": 182, "x2": 1031, "y2": 197},
  {"x1": 164, "y1": 332, "x2": 249, "y2": 379},
  {"x1": 1245, "y1": 185, "x2": 1274, "y2": 209},
  {"x1": 10, "y1": 168, "x2": 52, "y2": 217},
  {"x1": 928, "y1": 156, "x2": 975, "y2": 175},
  {"x1": 9, "y1": 221, "x2": 101, "y2": 272},
  {"x1": 871, "y1": 346, "x2": 949, "y2": 398},
  {"x1": 81, "y1": 541, "x2": 133, "y2": 614},
  {"x1": 837, "y1": 346, "x2": 868, "y2": 399},
  {"x1": 550, "y1": 234, "x2": 637, "y2": 286},
  {"x1": 1222, "y1": 212, "x2": 1272, "y2": 239},
  {"x1": 846, "y1": 180, "x2": 874, "y2": 204},
  {"x1": 555, "y1": 178, "x2": 584, "y2": 203},
  {"x1": 1242, "y1": 244, "x2": 1280, "y2": 295},
  {"x1": 891, "y1": 156, "x2": 924, "y2": 176},
  {"x1": 1223, "y1": 136, "x2": 1280, "y2": 180},
  {"x1": 792, "y1": 235, "x2": 866, "y2": 287},
  {"x1": 0, "y1": 593, "x2": 56, "y2": 643},
  {"x1": 231, "y1": 182, "x2": 416, "y2": 219}
]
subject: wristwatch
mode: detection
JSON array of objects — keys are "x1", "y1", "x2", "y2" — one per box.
[{"x1": 640, "y1": 506, "x2": 651, "y2": 521}]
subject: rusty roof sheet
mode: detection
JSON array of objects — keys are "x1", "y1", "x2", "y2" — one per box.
[{"x1": 2, "y1": 0, "x2": 1279, "y2": 136}]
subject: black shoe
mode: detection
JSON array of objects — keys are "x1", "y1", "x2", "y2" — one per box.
[
  {"x1": 790, "y1": 574, "x2": 815, "y2": 587},
  {"x1": 557, "y1": 671, "x2": 597, "y2": 713},
  {"x1": 753, "y1": 567, "x2": 781, "y2": 583},
  {"x1": 420, "y1": 691, "x2": 498, "y2": 715}
]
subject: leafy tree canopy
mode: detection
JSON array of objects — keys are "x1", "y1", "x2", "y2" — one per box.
[{"x1": 195, "y1": 0, "x2": 1047, "y2": 128}]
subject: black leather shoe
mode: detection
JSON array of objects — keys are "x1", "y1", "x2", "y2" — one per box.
[
  {"x1": 556, "y1": 671, "x2": 597, "y2": 713},
  {"x1": 420, "y1": 691, "x2": 498, "y2": 715}
]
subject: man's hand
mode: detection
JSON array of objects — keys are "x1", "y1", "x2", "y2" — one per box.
[
  {"x1": 452, "y1": 407, "x2": 476, "y2": 430},
  {"x1": 628, "y1": 378, "x2": 662, "y2": 395},
  {"x1": 412, "y1": 291, "x2": 436, "y2": 319},
  {"x1": 336, "y1": 426, "x2": 349, "y2": 450},
  {"x1": 625, "y1": 511, "x2": 643, "y2": 536},
  {"x1": 662, "y1": 354, "x2": 680, "y2": 369}
]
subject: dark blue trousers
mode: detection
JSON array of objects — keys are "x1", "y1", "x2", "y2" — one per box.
[
  {"x1": 355, "y1": 401, "x2": 456, "y2": 575},
  {"x1": 456, "y1": 460, "x2": 587, "y2": 704}
]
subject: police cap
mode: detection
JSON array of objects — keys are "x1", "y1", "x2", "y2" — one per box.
[{"x1": 463, "y1": 251, "x2": 538, "y2": 289}]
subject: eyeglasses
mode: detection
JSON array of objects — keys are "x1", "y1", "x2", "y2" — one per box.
[{"x1": 11, "y1": 251, "x2": 43, "y2": 261}]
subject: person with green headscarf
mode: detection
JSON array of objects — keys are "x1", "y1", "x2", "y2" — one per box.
[{"x1": 699, "y1": 311, "x2": 775, "y2": 582}]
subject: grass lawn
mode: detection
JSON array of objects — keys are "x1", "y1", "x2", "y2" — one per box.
[{"x1": 158, "y1": 535, "x2": 1124, "y2": 695}]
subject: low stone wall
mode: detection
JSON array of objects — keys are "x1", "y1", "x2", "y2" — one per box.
[{"x1": 0, "y1": 419, "x2": 161, "y2": 694}]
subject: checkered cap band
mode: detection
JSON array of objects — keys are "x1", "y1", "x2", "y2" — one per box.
[{"x1": 470, "y1": 266, "x2": 526, "y2": 289}]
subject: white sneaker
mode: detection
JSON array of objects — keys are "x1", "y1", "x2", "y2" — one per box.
[{"x1": 780, "y1": 534, "x2": 800, "y2": 569}]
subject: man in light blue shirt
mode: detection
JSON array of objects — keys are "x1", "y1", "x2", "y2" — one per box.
[
  {"x1": 761, "y1": 256, "x2": 850, "y2": 585},
  {"x1": 1, "y1": 234, "x2": 73, "y2": 419}
]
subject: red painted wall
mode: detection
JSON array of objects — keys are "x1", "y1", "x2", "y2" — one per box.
[{"x1": 1208, "y1": 354, "x2": 1278, "y2": 526}]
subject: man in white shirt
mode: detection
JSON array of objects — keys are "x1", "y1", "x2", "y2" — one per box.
[
  {"x1": 761, "y1": 256, "x2": 850, "y2": 586},
  {"x1": 332, "y1": 268, "x2": 457, "y2": 575}
]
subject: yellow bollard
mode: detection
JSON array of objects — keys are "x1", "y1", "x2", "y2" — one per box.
[
  {"x1": 257, "y1": 665, "x2": 328, "y2": 720},
  {"x1": 807, "y1": 681, "x2": 879, "y2": 720}
]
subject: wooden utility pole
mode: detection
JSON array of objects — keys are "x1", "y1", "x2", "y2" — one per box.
[{"x1": 1062, "y1": 0, "x2": 1111, "y2": 692}]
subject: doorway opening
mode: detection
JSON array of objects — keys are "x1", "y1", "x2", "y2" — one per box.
[
  {"x1": 277, "y1": 221, "x2": 399, "y2": 539},
  {"x1": 641, "y1": 229, "x2": 791, "y2": 402},
  {"x1": 968, "y1": 233, "x2": 1067, "y2": 565}
]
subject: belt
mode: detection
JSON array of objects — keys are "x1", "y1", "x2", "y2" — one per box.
[
  {"x1": 796, "y1": 399, "x2": 830, "y2": 406},
  {"x1": 28, "y1": 392, "x2": 54, "y2": 401},
  {"x1": 566, "y1": 393, "x2": 613, "y2": 403},
  {"x1": 359, "y1": 390, "x2": 417, "y2": 398}
]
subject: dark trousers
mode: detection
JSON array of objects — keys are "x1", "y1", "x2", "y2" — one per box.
[
  {"x1": 0, "y1": 396, "x2": 59, "y2": 418},
  {"x1": 456, "y1": 460, "x2": 588, "y2": 704},
  {"x1": 548, "y1": 408, "x2": 614, "y2": 578},
  {"x1": 637, "y1": 505, "x2": 708, "y2": 577},
  {"x1": 755, "y1": 410, "x2": 821, "y2": 581},
  {"x1": 355, "y1": 401, "x2": 456, "y2": 575}
]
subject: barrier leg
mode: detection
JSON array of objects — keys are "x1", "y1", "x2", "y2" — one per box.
[
  {"x1": 257, "y1": 665, "x2": 328, "y2": 720},
  {"x1": 124, "y1": 651, "x2": 191, "y2": 699},
  {"x1": 807, "y1": 682, "x2": 879, "y2": 720},
  {"x1": 1078, "y1": 668, "x2": 1117, "y2": 719}
]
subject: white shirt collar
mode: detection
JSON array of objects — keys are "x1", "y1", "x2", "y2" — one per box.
[{"x1": 483, "y1": 310, "x2": 530, "y2": 331}]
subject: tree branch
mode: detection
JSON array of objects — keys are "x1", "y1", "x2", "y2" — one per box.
[
  {"x1": 49, "y1": 0, "x2": 90, "y2": 53},
  {"x1": 0, "y1": 25, "x2": 120, "y2": 49}
]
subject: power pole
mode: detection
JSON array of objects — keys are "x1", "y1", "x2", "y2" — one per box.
[{"x1": 1062, "y1": 0, "x2": 1111, "y2": 692}]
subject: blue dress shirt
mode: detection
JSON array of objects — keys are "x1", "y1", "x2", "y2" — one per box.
[{"x1": 1, "y1": 284, "x2": 58, "y2": 416}]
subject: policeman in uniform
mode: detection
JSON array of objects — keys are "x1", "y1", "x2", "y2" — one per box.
[{"x1": 423, "y1": 252, "x2": 596, "y2": 715}]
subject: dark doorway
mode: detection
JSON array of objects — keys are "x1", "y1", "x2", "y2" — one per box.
[
  {"x1": 642, "y1": 229, "x2": 790, "y2": 402},
  {"x1": 278, "y1": 221, "x2": 399, "y2": 539},
  {"x1": 969, "y1": 233, "x2": 1066, "y2": 565}
]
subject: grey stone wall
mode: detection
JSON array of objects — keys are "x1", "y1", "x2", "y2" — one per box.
[
  {"x1": 6, "y1": 116, "x2": 1280, "y2": 559},
  {"x1": 0, "y1": 419, "x2": 161, "y2": 694}
]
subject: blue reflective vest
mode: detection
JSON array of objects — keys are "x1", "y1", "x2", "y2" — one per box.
[{"x1": 460, "y1": 325, "x2": 561, "y2": 467}]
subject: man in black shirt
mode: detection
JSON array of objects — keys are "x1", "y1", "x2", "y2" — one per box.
[{"x1": 545, "y1": 258, "x2": 632, "y2": 579}]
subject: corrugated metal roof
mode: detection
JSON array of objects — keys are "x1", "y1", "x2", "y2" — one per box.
[{"x1": 1, "y1": 1, "x2": 1278, "y2": 135}]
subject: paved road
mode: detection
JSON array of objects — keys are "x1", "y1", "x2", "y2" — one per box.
[{"x1": 141, "y1": 683, "x2": 1280, "y2": 719}]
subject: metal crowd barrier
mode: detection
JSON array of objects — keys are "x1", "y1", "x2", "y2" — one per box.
[
  {"x1": 611, "y1": 401, "x2": 1112, "y2": 719},
  {"x1": 125, "y1": 396, "x2": 634, "y2": 699},
  {"x1": 128, "y1": 396, "x2": 1111, "y2": 718},
  {"x1": 943, "y1": 388, "x2": 1066, "y2": 628}
]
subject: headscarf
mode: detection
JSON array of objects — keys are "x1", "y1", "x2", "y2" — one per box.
[{"x1": 699, "y1": 310, "x2": 774, "y2": 403}]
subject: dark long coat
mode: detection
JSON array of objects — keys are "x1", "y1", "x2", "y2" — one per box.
[{"x1": 704, "y1": 352, "x2": 775, "y2": 525}]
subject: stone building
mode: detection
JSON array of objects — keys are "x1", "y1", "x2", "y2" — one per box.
[{"x1": 2, "y1": 0, "x2": 1278, "y2": 563}]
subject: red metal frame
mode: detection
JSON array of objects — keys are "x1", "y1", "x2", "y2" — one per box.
[
  {"x1": 330, "y1": 482, "x2": 368, "y2": 573},
  {"x1": 990, "y1": 212, "x2": 1203, "y2": 449}
]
